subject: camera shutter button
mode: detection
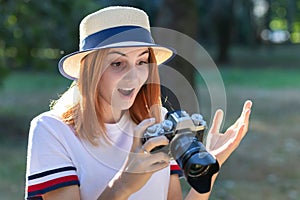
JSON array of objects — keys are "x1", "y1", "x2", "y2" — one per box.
[
  {"x1": 146, "y1": 125, "x2": 158, "y2": 133},
  {"x1": 191, "y1": 114, "x2": 203, "y2": 125}
]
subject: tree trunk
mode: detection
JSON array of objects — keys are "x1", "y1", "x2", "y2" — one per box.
[
  {"x1": 155, "y1": 0, "x2": 200, "y2": 112},
  {"x1": 211, "y1": 0, "x2": 234, "y2": 64}
]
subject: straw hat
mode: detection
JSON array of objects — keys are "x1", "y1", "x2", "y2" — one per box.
[{"x1": 58, "y1": 6, "x2": 175, "y2": 80}]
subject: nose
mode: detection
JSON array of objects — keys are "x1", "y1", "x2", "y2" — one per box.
[{"x1": 123, "y1": 64, "x2": 138, "y2": 81}]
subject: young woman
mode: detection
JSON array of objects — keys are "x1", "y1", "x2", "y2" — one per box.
[{"x1": 25, "y1": 6, "x2": 252, "y2": 200}]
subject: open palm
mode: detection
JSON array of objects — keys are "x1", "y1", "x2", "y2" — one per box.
[{"x1": 206, "y1": 100, "x2": 252, "y2": 166}]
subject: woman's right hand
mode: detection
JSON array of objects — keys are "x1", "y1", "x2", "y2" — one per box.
[{"x1": 98, "y1": 118, "x2": 170, "y2": 200}]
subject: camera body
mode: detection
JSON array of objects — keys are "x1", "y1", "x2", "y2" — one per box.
[
  {"x1": 143, "y1": 110, "x2": 220, "y2": 194},
  {"x1": 143, "y1": 110, "x2": 206, "y2": 153}
]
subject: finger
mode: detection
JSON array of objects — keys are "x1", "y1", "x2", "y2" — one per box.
[
  {"x1": 240, "y1": 100, "x2": 253, "y2": 123},
  {"x1": 144, "y1": 152, "x2": 170, "y2": 173},
  {"x1": 243, "y1": 100, "x2": 253, "y2": 111},
  {"x1": 231, "y1": 100, "x2": 253, "y2": 130},
  {"x1": 134, "y1": 118, "x2": 156, "y2": 137},
  {"x1": 243, "y1": 100, "x2": 252, "y2": 123},
  {"x1": 209, "y1": 109, "x2": 224, "y2": 134},
  {"x1": 235, "y1": 100, "x2": 252, "y2": 133},
  {"x1": 126, "y1": 152, "x2": 170, "y2": 173},
  {"x1": 232, "y1": 123, "x2": 246, "y2": 149},
  {"x1": 142, "y1": 136, "x2": 169, "y2": 153},
  {"x1": 132, "y1": 118, "x2": 156, "y2": 150},
  {"x1": 241, "y1": 108, "x2": 251, "y2": 137}
]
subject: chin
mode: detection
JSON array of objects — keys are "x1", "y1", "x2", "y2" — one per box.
[{"x1": 113, "y1": 100, "x2": 135, "y2": 111}]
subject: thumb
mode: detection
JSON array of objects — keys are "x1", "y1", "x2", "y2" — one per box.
[
  {"x1": 131, "y1": 118, "x2": 156, "y2": 151},
  {"x1": 209, "y1": 109, "x2": 224, "y2": 134}
]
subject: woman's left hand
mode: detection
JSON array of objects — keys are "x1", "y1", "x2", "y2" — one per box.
[{"x1": 206, "y1": 100, "x2": 252, "y2": 166}]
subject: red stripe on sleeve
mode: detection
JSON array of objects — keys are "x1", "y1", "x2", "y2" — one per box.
[
  {"x1": 27, "y1": 175, "x2": 79, "y2": 192},
  {"x1": 170, "y1": 164, "x2": 181, "y2": 171}
]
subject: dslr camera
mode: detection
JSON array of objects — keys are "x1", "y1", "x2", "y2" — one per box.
[{"x1": 143, "y1": 110, "x2": 219, "y2": 193}]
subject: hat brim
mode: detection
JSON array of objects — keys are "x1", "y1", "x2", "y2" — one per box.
[{"x1": 58, "y1": 41, "x2": 175, "y2": 80}]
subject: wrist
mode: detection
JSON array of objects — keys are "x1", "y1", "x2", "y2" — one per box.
[
  {"x1": 186, "y1": 188, "x2": 210, "y2": 200},
  {"x1": 97, "y1": 176, "x2": 132, "y2": 200},
  {"x1": 112, "y1": 177, "x2": 132, "y2": 199},
  {"x1": 185, "y1": 172, "x2": 219, "y2": 200}
]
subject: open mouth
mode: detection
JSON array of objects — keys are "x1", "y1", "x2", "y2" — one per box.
[{"x1": 118, "y1": 88, "x2": 135, "y2": 96}]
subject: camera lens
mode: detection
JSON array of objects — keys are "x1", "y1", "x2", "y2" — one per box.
[{"x1": 188, "y1": 164, "x2": 209, "y2": 177}]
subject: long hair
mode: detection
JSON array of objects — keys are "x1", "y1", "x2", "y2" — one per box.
[{"x1": 52, "y1": 48, "x2": 162, "y2": 145}]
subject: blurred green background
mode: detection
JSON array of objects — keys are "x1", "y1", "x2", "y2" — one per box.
[{"x1": 1, "y1": 0, "x2": 300, "y2": 199}]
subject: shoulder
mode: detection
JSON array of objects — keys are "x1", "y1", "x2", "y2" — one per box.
[
  {"x1": 31, "y1": 111, "x2": 64, "y2": 126},
  {"x1": 29, "y1": 111, "x2": 75, "y2": 143},
  {"x1": 26, "y1": 111, "x2": 80, "y2": 199},
  {"x1": 30, "y1": 111, "x2": 70, "y2": 132}
]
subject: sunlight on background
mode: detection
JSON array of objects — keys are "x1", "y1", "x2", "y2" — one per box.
[{"x1": 253, "y1": 0, "x2": 300, "y2": 43}]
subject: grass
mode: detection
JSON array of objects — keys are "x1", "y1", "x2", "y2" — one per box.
[
  {"x1": 0, "y1": 72, "x2": 71, "y2": 134},
  {"x1": 2, "y1": 71, "x2": 71, "y2": 92},
  {"x1": 220, "y1": 67, "x2": 300, "y2": 89},
  {"x1": 201, "y1": 44, "x2": 300, "y2": 89},
  {"x1": 0, "y1": 137, "x2": 27, "y2": 199}
]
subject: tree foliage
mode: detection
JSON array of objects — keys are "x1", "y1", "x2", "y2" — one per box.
[
  {"x1": 0, "y1": 0, "x2": 101, "y2": 73},
  {"x1": 1, "y1": 0, "x2": 300, "y2": 84}
]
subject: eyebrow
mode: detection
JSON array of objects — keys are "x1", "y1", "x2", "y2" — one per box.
[{"x1": 108, "y1": 49, "x2": 149, "y2": 57}]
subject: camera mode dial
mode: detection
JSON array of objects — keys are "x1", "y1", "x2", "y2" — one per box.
[{"x1": 191, "y1": 114, "x2": 205, "y2": 126}]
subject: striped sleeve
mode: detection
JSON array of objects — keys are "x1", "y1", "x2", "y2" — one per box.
[
  {"x1": 25, "y1": 113, "x2": 80, "y2": 199},
  {"x1": 170, "y1": 160, "x2": 183, "y2": 177},
  {"x1": 26, "y1": 166, "x2": 80, "y2": 198}
]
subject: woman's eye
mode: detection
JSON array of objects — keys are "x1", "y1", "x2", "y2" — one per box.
[
  {"x1": 111, "y1": 61, "x2": 125, "y2": 69},
  {"x1": 138, "y1": 60, "x2": 148, "y2": 65}
]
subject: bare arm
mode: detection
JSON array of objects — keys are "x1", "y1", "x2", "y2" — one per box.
[
  {"x1": 43, "y1": 185, "x2": 80, "y2": 200},
  {"x1": 167, "y1": 174, "x2": 183, "y2": 200},
  {"x1": 184, "y1": 173, "x2": 218, "y2": 200},
  {"x1": 167, "y1": 172, "x2": 217, "y2": 200},
  {"x1": 42, "y1": 182, "x2": 130, "y2": 200}
]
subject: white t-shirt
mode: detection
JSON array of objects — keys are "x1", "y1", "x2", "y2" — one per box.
[{"x1": 25, "y1": 111, "x2": 179, "y2": 200}]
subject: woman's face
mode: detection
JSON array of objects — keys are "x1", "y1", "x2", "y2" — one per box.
[{"x1": 99, "y1": 47, "x2": 150, "y2": 112}]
